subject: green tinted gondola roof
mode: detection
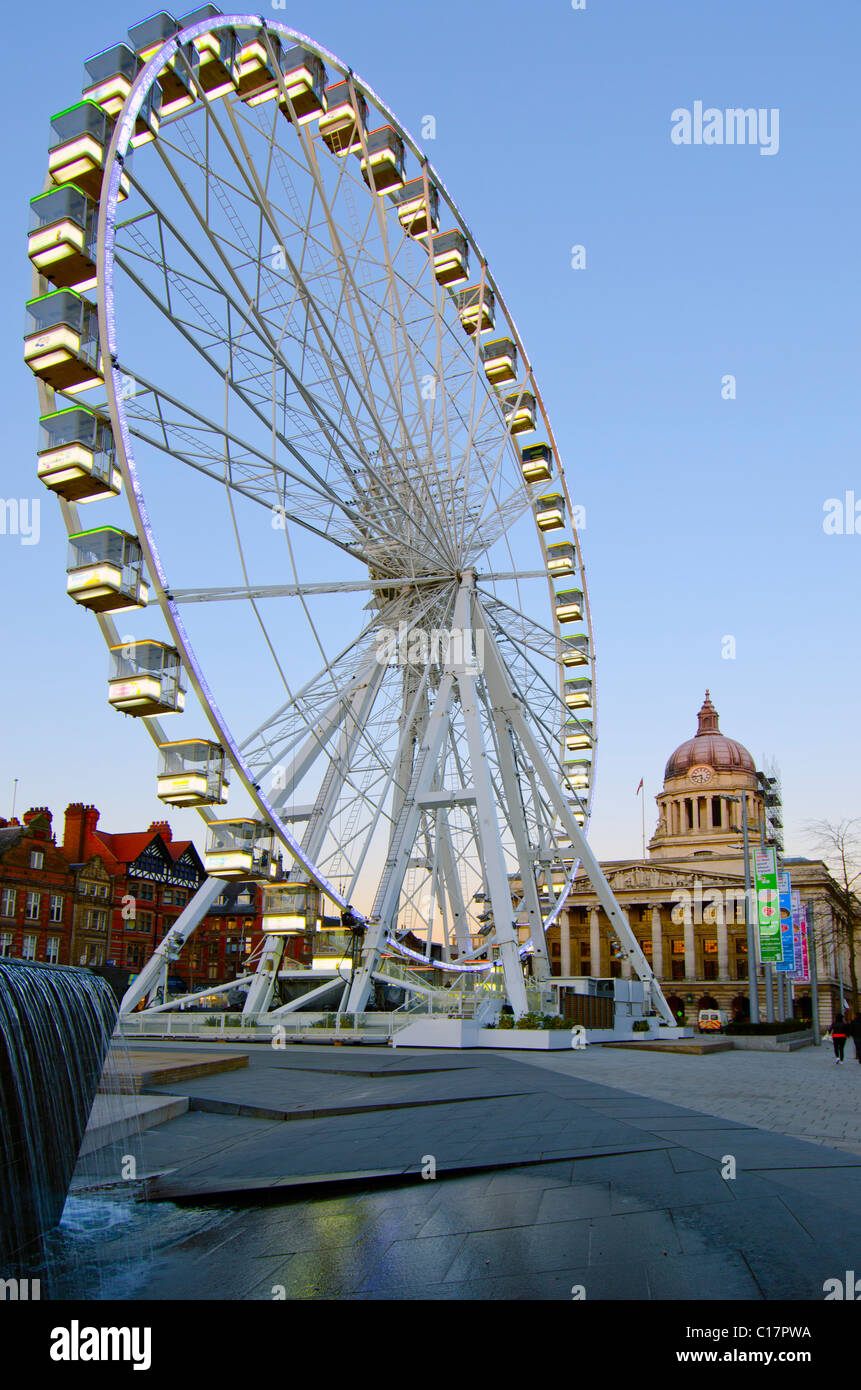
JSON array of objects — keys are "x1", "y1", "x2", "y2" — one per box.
[
  {"x1": 40, "y1": 404, "x2": 102, "y2": 422},
  {"x1": 29, "y1": 183, "x2": 91, "y2": 208},
  {"x1": 69, "y1": 525, "x2": 128, "y2": 540},
  {"x1": 26, "y1": 288, "x2": 87, "y2": 307},
  {"x1": 50, "y1": 99, "x2": 105, "y2": 123}
]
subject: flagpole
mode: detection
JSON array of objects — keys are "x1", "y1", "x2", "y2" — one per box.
[{"x1": 636, "y1": 779, "x2": 646, "y2": 859}]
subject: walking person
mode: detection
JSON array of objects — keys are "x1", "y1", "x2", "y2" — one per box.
[
  {"x1": 831, "y1": 1013, "x2": 848, "y2": 1064},
  {"x1": 848, "y1": 1012, "x2": 861, "y2": 1063}
]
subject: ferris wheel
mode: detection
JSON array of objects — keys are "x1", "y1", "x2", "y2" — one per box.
[{"x1": 26, "y1": 7, "x2": 673, "y2": 1025}]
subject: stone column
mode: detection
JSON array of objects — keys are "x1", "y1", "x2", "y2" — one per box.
[
  {"x1": 651, "y1": 905, "x2": 663, "y2": 978},
  {"x1": 590, "y1": 908, "x2": 601, "y2": 976},
  {"x1": 560, "y1": 914, "x2": 571, "y2": 977},
  {"x1": 683, "y1": 904, "x2": 695, "y2": 980},
  {"x1": 621, "y1": 924, "x2": 633, "y2": 979},
  {"x1": 717, "y1": 911, "x2": 729, "y2": 981}
]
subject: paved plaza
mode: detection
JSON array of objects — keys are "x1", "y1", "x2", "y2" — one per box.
[{"x1": 62, "y1": 1037, "x2": 861, "y2": 1302}]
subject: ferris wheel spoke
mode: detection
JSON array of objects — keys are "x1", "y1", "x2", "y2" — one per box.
[
  {"x1": 293, "y1": 182, "x2": 459, "y2": 562},
  {"x1": 122, "y1": 383, "x2": 369, "y2": 546},
  {"x1": 167, "y1": 573, "x2": 451, "y2": 603},
  {"x1": 113, "y1": 248, "x2": 445, "y2": 571},
  {"x1": 217, "y1": 92, "x2": 457, "y2": 561},
  {"x1": 118, "y1": 154, "x2": 431, "y2": 554},
  {"x1": 288, "y1": 104, "x2": 487, "y2": 556}
]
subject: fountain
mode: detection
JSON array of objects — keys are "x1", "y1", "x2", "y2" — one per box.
[{"x1": 0, "y1": 958, "x2": 117, "y2": 1273}]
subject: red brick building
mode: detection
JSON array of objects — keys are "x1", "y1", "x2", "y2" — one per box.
[
  {"x1": 61, "y1": 804, "x2": 205, "y2": 973},
  {"x1": 0, "y1": 809, "x2": 75, "y2": 964},
  {"x1": 0, "y1": 800, "x2": 310, "y2": 994}
]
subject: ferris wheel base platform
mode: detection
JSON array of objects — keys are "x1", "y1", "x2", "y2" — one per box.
[{"x1": 390, "y1": 1019, "x2": 693, "y2": 1050}]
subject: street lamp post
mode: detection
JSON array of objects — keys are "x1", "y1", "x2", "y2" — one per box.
[
  {"x1": 740, "y1": 796, "x2": 761, "y2": 1025},
  {"x1": 806, "y1": 896, "x2": 822, "y2": 1046}
]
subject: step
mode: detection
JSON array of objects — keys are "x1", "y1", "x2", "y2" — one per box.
[
  {"x1": 79, "y1": 1093, "x2": 189, "y2": 1156},
  {"x1": 101, "y1": 1048, "x2": 250, "y2": 1093}
]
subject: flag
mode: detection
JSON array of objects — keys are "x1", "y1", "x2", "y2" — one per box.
[{"x1": 635, "y1": 778, "x2": 644, "y2": 795}]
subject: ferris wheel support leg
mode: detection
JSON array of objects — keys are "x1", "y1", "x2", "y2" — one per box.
[
  {"x1": 242, "y1": 936, "x2": 285, "y2": 1019},
  {"x1": 245, "y1": 660, "x2": 389, "y2": 1021},
  {"x1": 437, "y1": 820, "x2": 472, "y2": 959},
  {"x1": 474, "y1": 602, "x2": 676, "y2": 1028},
  {"x1": 488, "y1": 704, "x2": 552, "y2": 990},
  {"x1": 344, "y1": 670, "x2": 459, "y2": 1014},
  {"x1": 456, "y1": 633, "x2": 529, "y2": 1019},
  {"x1": 119, "y1": 875, "x2": 226, "y2": 1015}
]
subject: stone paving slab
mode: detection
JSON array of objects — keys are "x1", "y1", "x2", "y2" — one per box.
[{"x1": 84, "y1": 1042, "x2": 861, "y2": 1300}]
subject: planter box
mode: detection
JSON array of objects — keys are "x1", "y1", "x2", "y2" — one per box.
[{"x1": 477, "y1": 1028, "x2": 578, "y2": 1050}]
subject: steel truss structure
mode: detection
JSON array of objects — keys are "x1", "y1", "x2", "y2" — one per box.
[{"x1": 26, "y1": 10, "x2": 674, "y2": 1029}]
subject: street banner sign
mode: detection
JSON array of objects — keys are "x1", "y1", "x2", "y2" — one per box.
[
  {"x1": 797, "y1": 906, "x2": 811, "y2": 984},
  {"x1": 752, "y1": 846, "x2": 781, "y2": 962},
  {"x1": 789, "y1": 890, "x2": 810, "y2": 983},
  {"x1": 776, "y1": 870, "x2": 795, "y2": 973}
]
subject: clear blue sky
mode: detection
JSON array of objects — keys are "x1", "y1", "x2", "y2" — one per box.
[{"x1": 2, "y1": 0, "x2": 858, "y2": 862}]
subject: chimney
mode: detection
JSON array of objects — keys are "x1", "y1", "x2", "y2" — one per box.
[
  {"x1": 23, "y1": 807, "x2": 53, "y2": 841},
  {"x1": 63, "y1": 803, "x2": 100, "y2": 862},
  {"x1": 149, "y1": 820, "x2": 172, "y2": 843}
]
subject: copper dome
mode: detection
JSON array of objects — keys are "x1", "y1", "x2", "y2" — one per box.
[{"x1": 664, "y1": 691, "x2": 756, "y2": 780}]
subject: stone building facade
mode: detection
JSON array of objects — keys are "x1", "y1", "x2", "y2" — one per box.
[{"x1": 545, "y1": 693, "x2": 856, "y2": 1028}]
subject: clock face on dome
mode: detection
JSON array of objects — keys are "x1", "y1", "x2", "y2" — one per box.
[{"x1": 689, "y1": 764, "x2": 714, "y2": 785}]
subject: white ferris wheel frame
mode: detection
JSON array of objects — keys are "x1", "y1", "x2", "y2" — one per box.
[{"x1": 29, "y1": 11, "x2": 674, "y2": 1026}]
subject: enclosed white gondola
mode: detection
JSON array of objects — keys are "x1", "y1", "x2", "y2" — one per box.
[
  {"x1": 37, "y1": 406, "x2": 121, "y2": 502},
  {"x1": 108, "y1": 640, "x2": 186, "y2": 716},
  {"x1": 318, "y1": 78, "x2": 367, "y2": 153},
  {"x1": 481, "y1": 338, "x2": 518, "y2": 385},
  {"x1": 565, "y1": 719, "x2": 593, "y2": 751},
  {"x1": 359, "y1": 126, "x2": 405, "y2": 192},
  {"x1": 560, "y1": 633, "x2": 590, "y2": 668},
  {"x1": 157, "y1": 739, "x2": 229, "y2": 806},
  {"x1": 25, "y1": 290, "x2": 102, "y2": 394},
  {"x1": 276, "y1": 45, "x2": 327, "y2": 123},
  {"x1": 389, "y1": 176, "x2": 439, "y2": 238},
  {"x1": 204, "y1": 819, "x2": 279, "y2": 880},
  {"x1": 431, "y1": 230, "x2": 469, "y2": 285},
  {"x1": 454, "y1": 284, "x2": 495, "y2": 335},
  {"x1": 564, "y1": 677, "x2": 593, "y2": 709},
  {"x1": 235, "y1": 31, "x2": 281, "y2": 103},
  {"x1": 180, "y1": 7, "x2": 239, "y2": 99},
  {"x1": 564, "y1": 759, "x2": 591, "y2": 790},
  {"x1": 534, "y1": 493, "x2": 565, "y2": 531},
  {"x1": 521, "y1": 442, "x2": 553, "y2": 483},
  {"x1": 502, "y1": 390, "x2": 536, "y2": 435},
  {"x1": 47, "y1": 102, "x2": 130, "y2": 203},
  {"x1": 82, "y1": 43, "x2": 161, "y2": 144},
  {"x1": 261, "y1": 881, "x2": 322, "y2": 935},
  {"x1": 546, "y1": 542, "x2": 576, "y2": 574},
  {"x1": 128, "y1": 12, "x2": 199, "y2": 116},
  {"x1": 555, "y1": 588, "x2": 584, "y2": 622},
  {"x1": 28, "y1": 186, "x2": 98, "y2": 291},
  {"x1": 66, "y1": 526, "x2": 149, "y2": 612}
]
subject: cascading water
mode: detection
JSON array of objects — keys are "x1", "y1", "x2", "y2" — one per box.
[{"x1": 0, "y1": 958, "x2": 118, "y2": 1273}]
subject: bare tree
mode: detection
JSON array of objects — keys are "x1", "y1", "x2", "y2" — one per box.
[{"x1": 805, "y1": 818, "x2": 861, "y2": 1014}]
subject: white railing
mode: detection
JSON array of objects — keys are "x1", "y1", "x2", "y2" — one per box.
[{"x1": 118, "y1": 1010, "x2": 412, "y2": 1041}]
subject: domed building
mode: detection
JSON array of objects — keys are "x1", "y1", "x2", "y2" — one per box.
[
  {"x1": 540, "y1": 691, "x2": 855, "y2": 1030},
  {"x1": 649, "y1": 691, "x2": 762, "y2": 861}
]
